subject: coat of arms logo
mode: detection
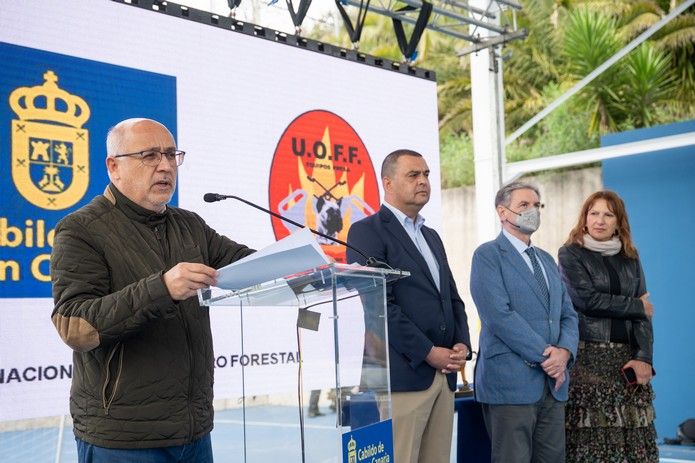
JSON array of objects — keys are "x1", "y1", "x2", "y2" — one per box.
[
  {"x1": 9, "y1": 70, "x2": 90, "y2": 209},
  {"x1": 347, "y1": 435, "x2": 357, "y2": 463}
]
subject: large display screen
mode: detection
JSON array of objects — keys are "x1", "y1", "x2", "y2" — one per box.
[{"x1": 0, "y1": 0, "x2": 441, "y2": 420}]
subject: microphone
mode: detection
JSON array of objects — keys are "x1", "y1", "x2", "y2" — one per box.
[
  {"x1": 204, "y1": 192, "x2": 390, "y2": 269},
  {"x1": 203, "y1": 193, "x2": 229, "y2": 203}
]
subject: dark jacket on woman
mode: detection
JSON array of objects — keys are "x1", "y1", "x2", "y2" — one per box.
[
  {"x1": 51, "y1": 184, "x2": 254, "y2": 448},
  {"x1": 558, "y1": 244, "x2": 653, "y2": 365}
]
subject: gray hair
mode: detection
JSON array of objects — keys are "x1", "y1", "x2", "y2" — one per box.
[
  {"x1": 381, "y1": 149, "x2": 423, "y2": 179},
  {"x1": 106, "y1": 118, "x2": 141, "y2": 157},
  {"x1": 494, "y1": 181, "x2": 541, "y2": 207}
]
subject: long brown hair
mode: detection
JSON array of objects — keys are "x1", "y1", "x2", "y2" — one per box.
[{"x1": 565, "y1": 190, "x2": 638, "y2": 258}]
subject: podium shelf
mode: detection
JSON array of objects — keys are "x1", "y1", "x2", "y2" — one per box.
[{"x1": 198, "y1": 263, "x2": 409, "y2": 308}]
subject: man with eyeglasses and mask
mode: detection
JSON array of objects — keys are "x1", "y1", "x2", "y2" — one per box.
[
  {"x1": 470, "y1": 181, "x2": 578, "y2": 463},
  {"x1": 50, "y1": 118, "x2": 254, "y2": 462}
]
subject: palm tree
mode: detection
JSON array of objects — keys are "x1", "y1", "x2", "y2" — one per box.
[
  {"x1": 622, "y1": 42, "x2": 677, "y2": 127},
  {"x1": 438, "y1": 69, "x2": 472, "y2": 136},
  {"x1": 650, "y1": 11, "x2": 695, "y2": 111},
  {"x1": 570, "y1": 0, "x2": 695, "y2": 115},
  {"x1": 615, "y1": 0, "x2": 663, "y2": 41},
  {"x1": 563, "y1": 8, "x2": 625, "y2": 133}
]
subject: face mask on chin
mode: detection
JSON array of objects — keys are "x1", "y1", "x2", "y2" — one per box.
[{"x1": 505, "y1": 207, "x2": 541, "y2": 235}]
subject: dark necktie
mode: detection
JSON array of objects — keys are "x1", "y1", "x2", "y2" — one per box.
[{"x1": 525, "y1": 247, "x2": 549, "y2": 305}]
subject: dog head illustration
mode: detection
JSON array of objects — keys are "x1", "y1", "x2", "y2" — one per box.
[{"x1": 315, "y1": 195, "x2": 343, "y2": 244}]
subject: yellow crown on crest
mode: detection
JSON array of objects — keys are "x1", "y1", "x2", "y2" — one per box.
[{"x1": 9, "y1": 70, "x2": 90, "y2": 128}]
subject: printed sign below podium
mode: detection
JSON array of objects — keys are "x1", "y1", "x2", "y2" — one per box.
[{"x1": 342, "y1": 419, "x2": 393, "y2": 463}]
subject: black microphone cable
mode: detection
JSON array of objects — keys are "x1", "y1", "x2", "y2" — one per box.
[{"x1": 203, "y1": 192, "x2": 391, "y2": 269}]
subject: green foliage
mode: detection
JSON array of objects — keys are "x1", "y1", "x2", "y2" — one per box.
[
  {"x1": 503, "y1": 0, "x2": 564, "y2": 132},
  {"x1": 439, "y1": 132, "x2": 474, "y2": 188},
  {"x1": 504, "y1": 0, "x2": 689, "y2": 139},
  {"x1": 623, "y1": 43, "x2": 677, "y2": 126},
  {"x1": 507, "y1": 84, "x2": 599, "y2": 163},
  {"x1": 616, "y1": 0, "x2": 662, "y2": 41},
  {"x1": 306, "y1": 0, "x2": 695, "y2": 188},
  {"x1": 563, "y1": 8, "x2": 625, "y2": 133},
  {"x1": 307, "y1": 13, "x2": 471, "y2": 137},
  {"x1": 651, "y1": 13, "x2": 695, "y2": 103},
  {"x1": 438, "y1": 70, "x2": 472, "y2": 137}
]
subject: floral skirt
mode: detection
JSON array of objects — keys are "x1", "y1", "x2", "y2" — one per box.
[{"x1": 566, "y1": 341, "x2": 658, "y2": 463}]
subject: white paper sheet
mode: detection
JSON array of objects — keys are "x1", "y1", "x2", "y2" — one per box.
[{"x1": 216, "y1": 227, "x2": 330, "y2": 290}]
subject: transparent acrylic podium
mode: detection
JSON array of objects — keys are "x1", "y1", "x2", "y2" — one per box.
[{"x1": 199, "y1": 263, "x2": 409, "y2": 463}]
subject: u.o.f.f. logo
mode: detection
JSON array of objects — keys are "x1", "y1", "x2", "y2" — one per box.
[
  {"x1": 269, "y1": 110, "x2": 380, "y2": 263},
  {"x1": 9, "y1": 70, "x2": 90, "y2": 210}
]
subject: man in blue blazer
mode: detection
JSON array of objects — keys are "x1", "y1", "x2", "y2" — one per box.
[
  {"x1": 470, "y1": 181, "x2": 578, "y2": 463},
  {"x1": 347, "y1": 149, "x2": 471, "y2": 463}
]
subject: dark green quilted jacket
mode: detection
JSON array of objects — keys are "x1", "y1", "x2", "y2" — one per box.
[{"x1": 51, "y1": 183, "x2": 253, "y2": 448}]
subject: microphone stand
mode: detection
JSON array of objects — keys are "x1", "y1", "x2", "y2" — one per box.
[
  {"x1": 204, "y1": 193, "x2": 390, "y2": 269},
  {"x1": 205, "y1": 192, "x2": 400, "y2": 463}
]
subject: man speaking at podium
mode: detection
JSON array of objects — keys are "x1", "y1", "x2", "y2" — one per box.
[
  {"x1": 347, "y1": 149, "x2": 471, "y2": 463},
  {"x1": 50, "y1": 118, "x2": 254, "y2": 462}
]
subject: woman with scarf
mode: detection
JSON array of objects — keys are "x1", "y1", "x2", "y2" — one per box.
[{"x1": 558, "y1": 190, "x2": 657, "y2": 462}]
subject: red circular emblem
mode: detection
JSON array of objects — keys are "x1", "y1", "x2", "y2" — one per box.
[{"x1": 268, "y1": 110, "x2": 380, "y2": 263}]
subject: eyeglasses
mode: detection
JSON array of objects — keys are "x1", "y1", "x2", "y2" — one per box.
[{"x1": 112, "y1": 149, "x2": 185, "y2": 167}]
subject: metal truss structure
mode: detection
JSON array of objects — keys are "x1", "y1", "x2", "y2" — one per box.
[
  {"x1": 341, "y1": 0, "x2": 526, "y2": 53},
  {"x1": 219, "y1": 0, "x2": 529, "y2": 61},
  {"x1": 344, "y1": 0, "x2": 521, "y2": 43}
]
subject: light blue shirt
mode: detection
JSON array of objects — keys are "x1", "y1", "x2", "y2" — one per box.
[
  {"x1": 502, "y1": 228, "x2": 549, "y2": 287},
  {"x1": 383, "y1": 201, "x2": 440, "y2": 291}
]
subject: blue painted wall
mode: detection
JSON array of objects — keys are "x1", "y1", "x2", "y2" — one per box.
[{"x1": 602, "y1": 120, "x2": 695, "y2": 439}]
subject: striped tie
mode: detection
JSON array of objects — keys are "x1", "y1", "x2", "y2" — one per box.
[{"x1": 525, "y1": 247, "x2": 549, "y2": 305}]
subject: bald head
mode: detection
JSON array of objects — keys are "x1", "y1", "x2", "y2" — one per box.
[
  {"x1": 104, "y1": 118, "x2": 178, "y2": 212},
  {"x1": 106, "y1": 118, "x2": 174, "y2": 158}
]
